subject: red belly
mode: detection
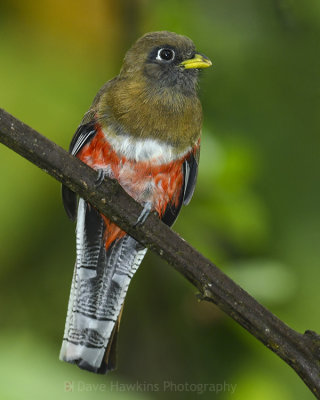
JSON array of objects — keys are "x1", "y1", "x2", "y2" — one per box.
[{"x1": 77, "y1": 126, "x2": 185, "y2": 248}]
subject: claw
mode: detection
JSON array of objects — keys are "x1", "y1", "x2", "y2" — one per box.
[
  {"x1": 134, "y1": 202, "x2": 152, "y2": 227},
  {"x1": 95, "y1": 169, "x2": 106, "y2": 187}
]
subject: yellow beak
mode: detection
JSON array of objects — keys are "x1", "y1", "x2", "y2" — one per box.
[{"x1": 180, "y1": 53, "x2": 212, "y2": 69}]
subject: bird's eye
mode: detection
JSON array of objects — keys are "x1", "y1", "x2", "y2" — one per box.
[{"x1": 156, "y1": 48, "x2": 175, "y2": 62}]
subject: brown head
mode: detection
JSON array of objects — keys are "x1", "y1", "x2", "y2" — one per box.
[
  {"x1": 98, "y1": 31, "x2": 212, "y2": 150},
  {"x1": 120, "y1": 31, "x2": 211, "y2": 96}
]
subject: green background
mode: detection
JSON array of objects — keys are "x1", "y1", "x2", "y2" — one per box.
[{"x1": 0, "y1": 0, "x2": 320, "y2": 399}]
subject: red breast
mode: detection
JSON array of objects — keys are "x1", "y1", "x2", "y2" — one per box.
[{"x1": 77, "y1": 125, "x2": 191, "y2": 248}]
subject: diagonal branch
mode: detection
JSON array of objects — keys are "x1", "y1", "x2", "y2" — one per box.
[{"x1": 0, "y1": 108, "x2": 320, "y2": 398}]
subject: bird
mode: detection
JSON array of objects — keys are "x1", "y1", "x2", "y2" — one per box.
[{"x1": 60, "y1": 30, "x2": 211, "y2": 374}]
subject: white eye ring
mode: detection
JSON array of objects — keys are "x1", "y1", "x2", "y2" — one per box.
[{"x1": 156, "y1": 48, "x2": 175, "y2": 61}]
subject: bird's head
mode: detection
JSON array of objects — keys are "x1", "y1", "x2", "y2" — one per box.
[
  {"x1": 100, "y1": 31, "x2": 211, "y2": 146},
  {"x1": 119, "y1": 31, "x2": 212, "y2": 96}
]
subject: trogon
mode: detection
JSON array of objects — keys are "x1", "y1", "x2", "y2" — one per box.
[{"x1": 60, "y1": 31, "x2": 211, "y2": 373}]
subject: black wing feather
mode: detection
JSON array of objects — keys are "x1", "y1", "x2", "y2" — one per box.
[
  {"x1": 161, "y1": 150, "x2": 199, "y2": 227},
  {"x1": 183, "y1": 152, "x2": 198, "y2": 205},
  {"x1": 62, "y1": 185, "x2": 78, "y2": 221},
  {"x1": 69, "y1": 121, "x2": 97, "y2": 155},
  {"x1": 62, "y1": 121, "x2": 97, "y2": 220}
]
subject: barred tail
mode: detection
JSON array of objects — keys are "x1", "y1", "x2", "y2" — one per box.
[{"x1": 59, "y1": 198, "x2": 147, "y2": 373}]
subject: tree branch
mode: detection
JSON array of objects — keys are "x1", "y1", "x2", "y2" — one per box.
[{"x1": 0, "y1": 108, "x2": 319, "y2": 397}]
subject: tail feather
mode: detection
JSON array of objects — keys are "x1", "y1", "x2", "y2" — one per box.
[
  {"x1": 102, "y1": 309, "x2": 122, "y2": 373},
  {"x1": 60, "y1": 198, "x2": 147, "y2": 373}
]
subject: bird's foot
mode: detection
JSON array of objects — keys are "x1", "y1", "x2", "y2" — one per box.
[
  {"x1": 134, "y1": 202, "x2": 152, "y2": 227},
  {"x1": 95, "y1": 169, "x2": 107, "y2": 187}
]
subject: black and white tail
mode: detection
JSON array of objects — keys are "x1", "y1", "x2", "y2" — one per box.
[{"x1": 60, "y1": 198, "x2": 147, "y2": 373}]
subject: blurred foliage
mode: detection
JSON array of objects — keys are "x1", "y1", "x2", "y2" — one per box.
[{"x1": 0, "y1": 0, "x2": 320, "y2": 399}]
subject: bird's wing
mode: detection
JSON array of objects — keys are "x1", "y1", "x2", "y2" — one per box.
[
  {"x1": 62, "y1": 120, "x2": 97, "y2": 221},
  {"x1": 69, "y1": 120, "x2": 97, "y2": 156},
  {"x1": 161, "y1": 145, "x2": 199, "y2": 227},
  {"x1": 62, "y1": 80, "x2": 113, "y2": 220},
  {"x1": 183, "y1": 145, "x2": 200, "y2": 206},
  {"x1": 60, "y1": 198, "x2": 147, "y2": 373}
]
